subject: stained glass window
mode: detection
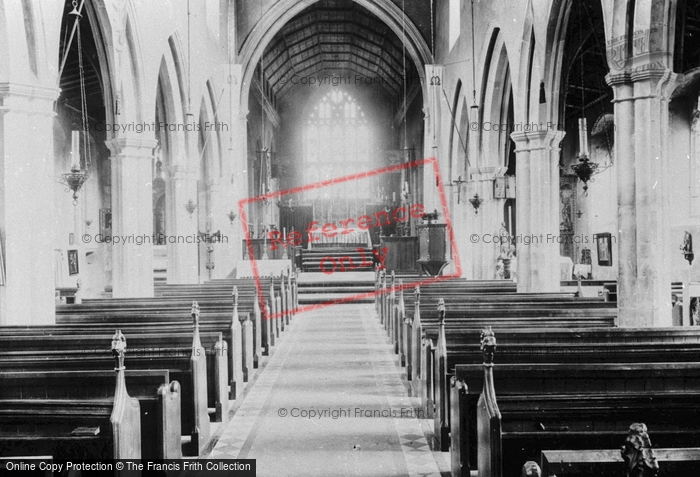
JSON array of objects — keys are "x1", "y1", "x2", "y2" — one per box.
[{"x1": 303, "y1": 91, "x2": 372, "y2": 200}]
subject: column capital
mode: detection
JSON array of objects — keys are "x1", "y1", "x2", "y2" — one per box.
[
  {"x1": 168, "y1": 164, "x2": 199, "y2": 181},
  {"x1": 0, "y1": 82, "x2": 60, "y2": 101},
  {"x1": 607, "y1": 68, "x2": 679, "y2": 101},
  {"x1": 0, "y1": 82, "x2": 59, "y2": 116},
  {"x1": 510, "y1": 129, "x2": 565, "y2": 153},
  {"x1": 106, "y1": 136, "x2": 158, "y2": 159},
  {"x1": 605, "y1": 72, "x2": 633, "y2": 88}
]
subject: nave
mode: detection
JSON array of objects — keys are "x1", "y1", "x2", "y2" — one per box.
[
  {"x1": 209, "y1": 302, "x2": 446, "y2": 477},
  {"x1": 3, "y1": 266, "x2": 700, "y2": 476}
]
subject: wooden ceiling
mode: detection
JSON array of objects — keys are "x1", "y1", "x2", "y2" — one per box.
[{"x1": 261, "y1": 0, "x2": 416, "y2": 100}]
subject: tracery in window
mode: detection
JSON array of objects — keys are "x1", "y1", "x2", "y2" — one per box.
[{"x1": 303, "y1": 91, "x2": 373, "y2": 200}]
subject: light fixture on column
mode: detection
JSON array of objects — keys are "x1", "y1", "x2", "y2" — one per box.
[
  {"x1": 85, "y1": 219, "x2": 93, "y2": 228},
  {"x1": 570, "y1": 118, "x2": 598, "y2": 193},
  {"x1": 469, "y1": 193, "x2": 484, "y2": 214},
  {"x1": 227, "y1": 210, "x2": 237, "y2": 224},
  {"x1": 62, "y1": 165, "x2": 89, "y2": 205},
  {"x1": 570, "y1": 3, "x2": 599, "y2": 195},
  {"x1": 570, "y1": 155, "x2": 599, "y2": 193},
  {"x1": 185, "y1": 199, "x2": 197, "y2": 215},
  {"x1": 61, "y1": 132, "x2": 89, "y2": 205},
  {"x1": 576, "y1": 210, "x2": 583, "y2": 220},
  {"x1": 452, "y1": 175, "x2": 467, "y2": 204},
  {"x1": 59, "y1": 2, "x2": 93, "y2": 206},
  {"x1": 681, "y1": 231, "x2": 694, "y2": 265}
]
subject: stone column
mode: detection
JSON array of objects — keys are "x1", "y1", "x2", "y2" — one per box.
[
  {"x1": 165, "y1": 164, "x2": 199, "y2": 284},
  {"x1": 0, "y1": 83, "x2": 58, "y2": 325},
  {"x1": 230, "y1": 111, "x2": 249, "y2": 268},
  {"x1": 208, "y1": 177, "x2": 236, "y2": 278},
  {"x1": 511, "y1": 130, "x2": 565, "y2": 292},
  {"x1": 107, "y1": 136, "x2": 158, "y2": 298},
  {"x1": 607, "y1": 70, "x2": 676, "y2": 327},
  {"x1": 423, "y1": 65, "x2": 444, "y2": 214},
  {"x1": 227, "y1": 64, "x2": 249, "y2": 269}
]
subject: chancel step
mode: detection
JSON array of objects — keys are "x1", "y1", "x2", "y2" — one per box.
[
  {"x1": 301, "y1": 248, "x2": 375, "y2": 273},
  {"x1": 297, "y1": 271, "x2": 376, "y2": 304}
]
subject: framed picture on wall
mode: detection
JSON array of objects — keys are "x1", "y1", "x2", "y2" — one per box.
[
  {"x1": 68, "y1": 249, "x2": 79, "y2": 276},
  {"x1": 596, "y1": 233, "x2": 613, "y2": 266},
  {"x1": 100, "y1": 208, "x2": 112, "y2": 239},
  {"x1": 493, "y1": 177, "x2": 506, "y2": 199}
]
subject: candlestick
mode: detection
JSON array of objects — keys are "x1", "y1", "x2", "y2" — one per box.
[
  {"x1": 71, "y1": 130, "x2": 80, "y2": 170},
  {"x1": 578, "y1": 118, "x2": 589, "y2": 157}
]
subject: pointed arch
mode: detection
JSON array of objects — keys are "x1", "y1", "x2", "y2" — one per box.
[
  {"x1": 448, "y1": 79, "x2": 463, "y2": 181},
  {"x1": 544, "y1": 0, "x2": 575, "y2": 125},
  {"x1": 0, "y1": 2, "x2": 8, "y2": 82},
  {"x1": 199, "y1": 96, "x2": 217, "y2": 182},
  {"x1": 479, "y1": 29, "x2": 513, "y2": 169},
  {"x1": 457, "y1": 96, "x2": 470, "y2": 178},
  {"x1": 20, "y1": 0, "x2": 38, "y2": 76},
  {"x1": 206, "y1": 79, "x2": 225, "y2": 179},
  {"x1": 515, "y1": 2, "x2": 542, "y2": 126},
  {"x1": 237, "y1": 0, "x2": 432, "y2": 116},
  {"x1": 632, "y1": 0, "x2": 674, "y2": 70},
  {"x1": 156, "y1": 52, "x2": 186, "y2": 168},
  {"x1": 120, "y1": 16, "x2": 144, "y2": 123},
  {"x1": 168, "y1": 33, "x2": 189, "y2": 117}
]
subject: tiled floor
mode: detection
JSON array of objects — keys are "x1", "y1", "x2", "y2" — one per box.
[{"x1": 207, "y1": 302, "x2": 446, "y2": 476}]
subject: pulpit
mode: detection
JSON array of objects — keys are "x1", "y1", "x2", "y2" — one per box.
[{"x1": 416, "y1": 223, "x2": 449, "y2": 276}]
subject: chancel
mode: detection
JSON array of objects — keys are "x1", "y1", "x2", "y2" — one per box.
[{"x1": 2, "y1": 0, "x2": 700, "y2": 475}]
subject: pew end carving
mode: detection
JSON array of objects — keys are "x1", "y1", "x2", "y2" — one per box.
[
  {"x1": 477, "y1": 327, "x2": 502, "y2": 477},
  {"x1": 110, "y1": 330, "x2": 142, "y2": 459},
  {"x1": 622, "y1": 423, "x2": 659, "y2": 477},
  {"x1": 188, "y1": 302, "x2": 210, "y2": 455}
]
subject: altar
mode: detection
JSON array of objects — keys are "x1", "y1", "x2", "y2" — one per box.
[{"x1": 307, "y1": 229, "x2": 372, "y2": 249}]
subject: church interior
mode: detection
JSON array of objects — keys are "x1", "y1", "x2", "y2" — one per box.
[{"x1": 2, "y1": 0, "x2": 700, "y2": 475}]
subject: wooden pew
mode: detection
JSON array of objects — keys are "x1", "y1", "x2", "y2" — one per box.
[
  {"x1": 0, "y1": 303, "x2": 212, "y2": 456},
  {"x1": 0, "y1": 328, "x2": 227, "y2": 424},
  {"x1": 415, "y1": 296, "x2": 616, "y2": 451},
  {"x1": 68, "y1": 275, "x2": 293, "y2": 366},
  {"x1": 378, "y1": 276, "x2": 610, "y2": 390},
  {"x1": 58, "y1": 293, "x2": 256, "y2": 399},
  {"x1": 451, "y1": 329, "x2": 700, "y2": 477},
  {"x1": 2, "y1": 314, "x2": 248, "y2": 401},
  {"x1": 55, "y1": 275, "x2": 294, "y2": 399},
  {"x1": 0, "y1": 331, "x2": 141, "y2": 460},
  {"x1": 449, "y1": 327, "x2": 700, "y2": 475},
  {"x1": 0, "y1": 368, "x2": 181, "y2": 459},
  {"x1": 541, "y1": 444, "x2": 700, "y2": 476}
]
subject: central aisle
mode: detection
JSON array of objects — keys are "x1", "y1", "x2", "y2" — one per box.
[{"x1": 208, "y1": 303, "x2": 444, "y2": 477}]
